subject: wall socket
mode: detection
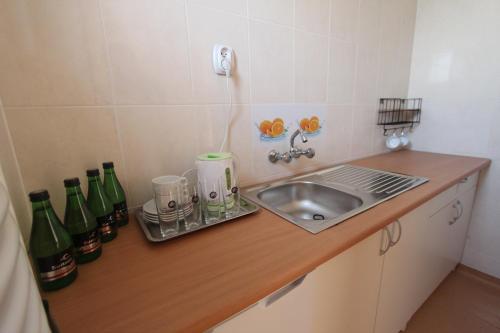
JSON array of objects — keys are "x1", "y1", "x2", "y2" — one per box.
[{"x1": 213, "y1": 44, "x2": 233, "y2": 77}]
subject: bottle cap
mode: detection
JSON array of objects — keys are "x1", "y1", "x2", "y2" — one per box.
[
  {"x1": 102, "y1": 162, "x2": 114, "y2": 169},
  {"x1": 86, "y1": 169, "x2": 100, "y2": 177},
  {"x1": 29, "y1": 190, "x2": 49, "y2": 202},
  {"x1": 64, "y1": 177, "x2": 80, "y2": 187}
]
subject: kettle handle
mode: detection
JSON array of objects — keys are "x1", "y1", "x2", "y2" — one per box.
[
  {"x1": 181, "y1": 168, "x2": 195, "y2": 178},
  {"x1": 230, "y1": 152, "x2": 240, "y2": 190}
]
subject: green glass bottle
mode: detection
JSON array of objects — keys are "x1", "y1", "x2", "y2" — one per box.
[
  {"x1": 29, "y1": 190, "x2": 78, "y2": 291},
  {"x1": 86, "y1": 169, "x2": 118, "y2": 242},
  {"x1": 102, "y1": 162, "x2": 129, "y2": 227},
  {"x1": 63, "y1": 178, "x2": 102, "y2": 264}
]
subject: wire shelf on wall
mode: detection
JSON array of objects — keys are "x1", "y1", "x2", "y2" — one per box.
[{"x1": 377, "y1": 98, "x2": 422, "y2": 135}]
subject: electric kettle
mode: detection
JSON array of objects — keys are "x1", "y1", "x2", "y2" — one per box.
[{"x1": 196, "y1": 152, "x2": 237, "y2": 211}]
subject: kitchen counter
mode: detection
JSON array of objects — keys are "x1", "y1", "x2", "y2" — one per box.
[{"x1": 43, "y1": 151, "x2": 490, "y2": 333}]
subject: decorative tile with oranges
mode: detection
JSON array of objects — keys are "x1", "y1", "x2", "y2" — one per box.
[
  {"x1": 298, "y1": 116, "x2": 322, "y2": 136},
  {"x1": 257, "y1": 118, "x2": 288, "y2": 141}
]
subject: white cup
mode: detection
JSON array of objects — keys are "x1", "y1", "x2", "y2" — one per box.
[
  {"x1": 399, "y1": 130, "x2": 410, "y2": 148},
  {"x1": 152, "y1": 176, "x2": 188, "y2": 204},
  {"x1": 386, "y1": 132, "x2": 402, "y2": 151}
]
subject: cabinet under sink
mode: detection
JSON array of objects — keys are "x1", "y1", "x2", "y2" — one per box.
[{"x1": 215, "y1": 172, "x2": 479, "y2": 333}]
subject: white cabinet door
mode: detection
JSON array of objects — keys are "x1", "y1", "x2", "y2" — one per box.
[
  {"x1": 448, "y1": 186, "x2": 476, "y2": 264},
  {"x1": 213, "y1": 231, "x2": 385, "y2": 333},
  {"x1": 421, "y1": 200, "x2": 456, "y2": 299},
  {"x1": 305, "y1": 230, "x2": 384, "y2": 333},
  {"x1": 418, "y1": 186, "x2": 477, "y2": 306},
  {"x1": 374, "y1": 207, "x2": 428, "y2": 333},
  {"x1": 212, "y1": 274, "x2": 313, "y2": 333}
]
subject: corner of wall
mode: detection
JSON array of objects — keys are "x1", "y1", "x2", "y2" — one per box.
[{"x1": 0, "y1": 98, "x2": 31, "y2": 243}]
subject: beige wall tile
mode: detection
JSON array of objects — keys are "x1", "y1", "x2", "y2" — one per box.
[
  {"x1": 350, "y1": 105, "x2": 377, "y2": 159},
  {"x1": 326, "y1": 105, "x2": 354, "y2": 162},
  {"x1": 356, "y1": 0, "x2": 381, "y2": 50},
  {"x1": 116, "y1": 106, "x2": 200, "y2": 207},
  {"x1": 249, "y1": 0, "x2": 294, "y2": 26},
  {"x1": 251, "y1": 143, "x2": 329, "y2": 184},
  {"x1": 0, "y1": 0, "x2": 112, "y2": 106},
  {"x1": 295, "y1": 0, "x2": 331, "y2": 35},
  {"x1": 199, "y1": 105, "x2": 255, "y2": 186},
  {"x1": 298, "y1": 122, "x2": 337, "y2": 169},
  {"x1": 4, "y1": 107, "x2": 124, "y2": 217},
  {"x1": 250, "y1": 21, "x2": 293, "y2": 103},
  {"x1": 331, "y1": 0, "x2": 360, "y2": 42},
  {"x1": 371, "y1": 126, "x2": 387, "y2": 154},
  {"x1": 354, "y1": 47, "x2": 380, "y2": 105},
  {"x1": 187, "y1": 4, "x2": 250, "y2": 104},
  {"x1": 328, "y1": 39, "x2": 356, "y2": 104},
  {"x1": 378, "y1": 0, "x2": 416, "y2": 98},
  {"x1": 116, "y1": 104, "x2": 254, "y2": 207},
  {"x1": 294, "y1": 31, "x2": 328, "y2": 103},
  {"x1": 189, "y1": 0, "x2": 247, "y2": 16},
  {"x1": 101, "y1": 0, "x2": 192, "y2": 105}
]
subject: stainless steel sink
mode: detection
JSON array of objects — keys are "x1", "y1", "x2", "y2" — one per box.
[
  {"x1": 257, "y1": 182, "x2": 363, "y2": 221},
  {"x1": 243, "y1": 165, "x2": 428, "y2": 234}
]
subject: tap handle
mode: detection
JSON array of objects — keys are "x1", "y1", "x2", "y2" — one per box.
[
  {"x1": 268, "y1": 150, "x2": 280, "y2": 163},
  {"x1": 282, "y1": 152, "x2": 292, "y2": 163},
  {"x1": 305, "y1": 148, "x2": 315, "y2": 158}
]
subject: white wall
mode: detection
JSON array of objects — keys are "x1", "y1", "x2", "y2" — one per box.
[
  {"x1": 0, "y1": 152, "x2": 51, "y2": 333},
  {"x1": 0, "y1": 98, "x2": 31, "y2": 239},
  {"x1": 408, "y1": 0, "x2": 500, "y2": 278}
]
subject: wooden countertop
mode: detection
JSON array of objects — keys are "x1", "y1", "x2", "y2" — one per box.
[{"x1": 43, "y1": 151, "x2": 490, "y2": 333}]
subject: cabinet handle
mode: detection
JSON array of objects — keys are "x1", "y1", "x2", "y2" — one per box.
[
  {"x1": 457, "y1": 200, "x2": 463, "y2": 219},
  {"x1": 449, "y1": 200, "x2": 463, "y2": 225},
  {"x1": 261, "y1": 275, "x2": 307, "y2": 307},
  {"x1": 389, "y1": 220, "x2": 402, "y2": 247},
  {"x1": 460, "y1": 177, "x2": 468, "y2": 184},
  {"x1": 380, "y1": 227, "x2": 392, "y2": 256}
]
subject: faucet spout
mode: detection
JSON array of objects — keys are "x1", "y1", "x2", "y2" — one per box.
[{"x1": 290, "y1": 128, "x2": 307, "y2": 149}]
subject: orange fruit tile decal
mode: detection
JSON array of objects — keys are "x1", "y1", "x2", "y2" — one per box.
[
  {"x1": 258, "y1": 118, "x2": 287, "y2": 141},
  {"x1": 252, "y1": 105, "x2": 326, "y2": 144},
  {"x1": 299, "y1": 115, "x2": 322, "y2": 135},
  {"x1": 259, "y1": 120, "x2": 272, "y2": 135}
]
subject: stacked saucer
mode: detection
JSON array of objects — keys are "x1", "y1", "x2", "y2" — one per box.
[{"x1": 142, "y1": 199, "x2": 193, "y2": 224}]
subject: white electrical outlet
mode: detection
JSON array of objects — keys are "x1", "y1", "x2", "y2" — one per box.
[{"x1": 213, "y1": 44, "x2": 233, "y2": 77}]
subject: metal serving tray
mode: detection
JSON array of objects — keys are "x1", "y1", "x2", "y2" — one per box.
[{"x1": 136, "y1": 198, "x2": 259, "y2": 242}]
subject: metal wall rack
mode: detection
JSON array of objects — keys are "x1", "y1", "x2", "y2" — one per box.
[{"x1": 377, "y1": 98, "x2": 422, "y2": 135}]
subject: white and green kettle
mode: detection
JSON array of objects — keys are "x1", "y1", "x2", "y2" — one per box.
[{"x1": 196, "y1": 152, "x2": 237, "y2": 211}]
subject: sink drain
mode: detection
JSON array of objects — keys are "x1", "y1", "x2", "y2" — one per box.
[{"x1": 313, "y1": 214, "x2": 325, "y2": 221}]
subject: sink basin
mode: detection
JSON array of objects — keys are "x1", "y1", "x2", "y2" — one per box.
[
  {"x1": 257, "y1": 182, "x2": 363, "y2": 221},
  {"x1": 243, "y1": 164, "x2": 428, "y2": 234}
]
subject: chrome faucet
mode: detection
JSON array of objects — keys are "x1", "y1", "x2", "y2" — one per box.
[{"x1": 269, "y1": 128, "x2": 315, "y2": 163}]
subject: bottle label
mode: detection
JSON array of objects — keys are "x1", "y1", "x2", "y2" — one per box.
[
  {"x1": 113, "y1": 201, "x2": 129, "y2": 224},
  {"x1": 36, "y1": 249, "x2": 77, "y2": 283},
  {"x1": 96, "y1": 213, "x2": 116, "y2": 236},
  {"x1": 72, "y1": 229, "x2": 101, "y2": 255}
]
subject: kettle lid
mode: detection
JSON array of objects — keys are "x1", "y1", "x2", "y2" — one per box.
[{"x1": 197, "y1": 152, "x2": 232, "y2": 161}]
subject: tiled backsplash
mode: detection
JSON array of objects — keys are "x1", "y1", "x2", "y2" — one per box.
[{"x1": 0, "y1": 0, "x2": 417, "y2": 241}]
